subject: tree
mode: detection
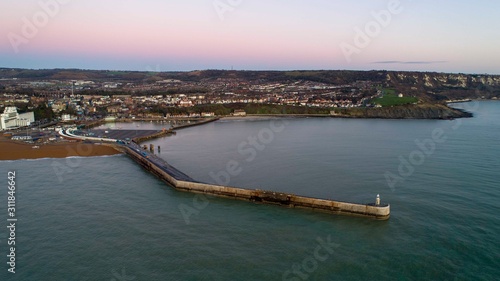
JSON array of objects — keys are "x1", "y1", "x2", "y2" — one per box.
[{"x1": 34, "y1": 103, "x2": 55, "y2": 120}]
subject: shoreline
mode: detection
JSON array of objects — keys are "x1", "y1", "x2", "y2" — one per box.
[
  {"x1": 221, "y1": 103, "x2": 475, "y2": 120},
  {"x1": 447, "y1": 98, "x2": 499, "y2": 104},
  {"x1": 0, "y1": 136, "x2": 122, "y2": 161},
  {"x1": 2, "y1": 100, "x2": 485, "y2": 161}
]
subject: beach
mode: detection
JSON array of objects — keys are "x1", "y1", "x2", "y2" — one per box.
[{"x1": 0, "y1": 136, "x2": 122, "y2": 161}]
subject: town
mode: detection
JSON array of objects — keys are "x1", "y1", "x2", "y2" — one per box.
[
  {"x1": 0, "y1": 70, "x2": 388, "y2": 130},
  {"x1": 3, "y1": 68, "x2": 498, "y2": 132}
]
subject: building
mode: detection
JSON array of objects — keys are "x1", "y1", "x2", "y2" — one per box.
[
  {"x1": 178, "y1": 99, "x2": 194, "y2": 107},
  {"x1": 62, "y1": 114, "x2": 77, "y2": 121},
  {"x1": 107, "y1": 105, "x2": 122, "y2": 114},
  {"x1": 201, "y1": 112, "x2": 215, "y2": 117},
  {"x1": 0, "y1": 107, "x2": 35, "y2": 131},
  {"x1": 51, "y1": 102, "x2": 67, "y2": 112},
  {"x1": 233, "y1": 109, "x2": 247, "y2": 116}
]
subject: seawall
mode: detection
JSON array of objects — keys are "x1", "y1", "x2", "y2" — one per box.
[
  {"x1": 133, "y1": 118, "x2": 220, "y2": 143},
  {"x1": 133, "y1": 129, "x2": 173, "y2": 143},
  {"x1": 170, "y1": 118, "x2": 220, "y2": 131},
  {"x1": 123, "y1": 145, "x2": 390, "y2": 220}
]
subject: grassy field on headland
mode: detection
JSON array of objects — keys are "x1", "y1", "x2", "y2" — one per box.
[{"x1": 373, "y1": 94, "x2": 419, "y2": 107}]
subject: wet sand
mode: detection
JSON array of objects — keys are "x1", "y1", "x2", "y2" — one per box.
[{"x1": 0, "y1": 136, "x2": 122, "y2": 161}]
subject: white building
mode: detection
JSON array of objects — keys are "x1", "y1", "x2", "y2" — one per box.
[
  {"x1": 62, "y1": 114, "x2": 77, "y2": 121},
  {"x1": 0, "y1": 107, "x2": 35, "y2": 131}
]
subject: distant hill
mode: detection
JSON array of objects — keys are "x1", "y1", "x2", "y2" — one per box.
[{"x1": 1, "y1": 68, "x2": 499, "y2": 101}]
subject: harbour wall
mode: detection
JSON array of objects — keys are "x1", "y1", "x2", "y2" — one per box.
[
  {"x1": 133, "y1": 129, "x2": 173, "y2": 143},
  {"x1": 60, "y1": 123, "x2": 390, "y2": 220},
  {"x1": 130, "y1": 118, "x2": 220, "y2": 143},
  {"x1": 170, "y1": 117, "x2": 220, "y2": 131},
  {"x1": 123, "y1": 145, "x2": 390, "y2": 220}
]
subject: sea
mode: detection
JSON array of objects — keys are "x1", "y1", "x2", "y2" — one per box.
[{"x1": 0, "y1": 101, "x2": 499, "y2": 281}]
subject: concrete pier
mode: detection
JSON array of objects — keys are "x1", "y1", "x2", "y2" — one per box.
[
  {"x1": 62, "y1": 123, "x2": 390, "y2": 220},
  {"x1": 123, "y1": 143, "x2": 390, "y2": 220}
]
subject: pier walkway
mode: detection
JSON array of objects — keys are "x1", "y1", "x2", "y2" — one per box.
[{"x1": 125, "y1": 142, "x2": 195, "y2": 182}]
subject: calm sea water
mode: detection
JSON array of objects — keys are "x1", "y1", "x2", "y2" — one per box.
[
  {"x1": 1, "y1": 101, "x2": 499, "y2": 280},
  {"x1": 94, "y1": 120, "x2": 177, "y2": 131}
]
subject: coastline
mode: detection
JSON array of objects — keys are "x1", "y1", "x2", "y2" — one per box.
[
  {"x1": 0, "y1": 136, "x2": 122, "y2": 161},
  {"x1": 1, "y1": 100, "x2": 480, "y2": 161}
]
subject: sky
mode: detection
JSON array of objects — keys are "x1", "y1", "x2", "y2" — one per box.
[{"x1": 1, "y1": 0, "x2": 499, "y2": 74}]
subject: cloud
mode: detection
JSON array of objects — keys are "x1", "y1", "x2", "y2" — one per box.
[{"x1": 373, "y1": 61, "x2": 448, "y2": 65}]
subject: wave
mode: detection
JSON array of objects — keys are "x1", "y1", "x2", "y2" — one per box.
[
  {"x1": 0, "y1": 157, "x2": 55, "y2": 163},
  {"x1": 0, "y1": 154, "x2": 124, "y2": 163}
]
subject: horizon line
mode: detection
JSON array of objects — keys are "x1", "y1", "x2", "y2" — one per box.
[{"x1": 0, "y1": 66, "x2": 498, "y2": 76}]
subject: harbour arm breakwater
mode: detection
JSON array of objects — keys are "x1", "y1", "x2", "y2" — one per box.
[
  {"x1": 132, "y1": 118, "x2": 221, "y2": 142},
  {"x1": 122, "y1": 143, "x2": 390, "y2": 220},
  {"x1": 61, "y1": 119, "x2": 390, "y2": 220}
]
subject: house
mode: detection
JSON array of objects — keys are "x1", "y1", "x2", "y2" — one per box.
[
  {"x1": 178, "y1": 99, "x2": 193, "y2": 107},
  {"x1": 201, "y1": 112, "x2": 215, "y2": 117},
  {"x1": 107, "y1": 105, "x2": 122, "y2": 114},
  {"x1": 62, "y1": 114, "x2": 77, "y2": 121},
  {"x1": 233, "y1": 110, "x2": 246, "y2": 116},
  {"x1": 51, "y1": 102, "x2": 67, "y2": 112}
]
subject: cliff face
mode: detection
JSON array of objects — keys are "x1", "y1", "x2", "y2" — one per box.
[
  {"x1": 342, "y1": 104, "x2": 473, "y2": 120},
  {"x1": 386, "y1": 72, "x2": 500, "y2": 88},
  {"x1": 385, "y1": 72, "x2": 500, "y2": 101}
]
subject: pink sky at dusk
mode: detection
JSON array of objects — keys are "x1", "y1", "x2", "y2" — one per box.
[{"x1": 1, "y1": 0, "x2": 499, "y2": 74}]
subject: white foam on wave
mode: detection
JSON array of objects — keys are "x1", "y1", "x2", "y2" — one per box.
[{"x1": 0, "y1": 154, "x2": 124, "y2": 163}]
